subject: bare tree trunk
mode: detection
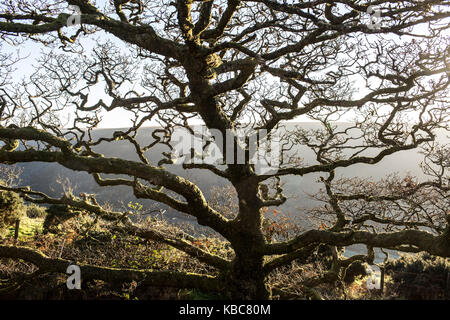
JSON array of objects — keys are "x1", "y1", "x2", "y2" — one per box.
[
  {"x1": 227, "y1": 253, "x2": 269, "y2": 299},
  {"x1": 226, "y1": 178, "x2": 270, "y2": 300}
]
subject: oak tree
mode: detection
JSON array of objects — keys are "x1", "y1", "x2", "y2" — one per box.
[{"x1": 0, "y1": 0, "x2": 449, "y2": 299}]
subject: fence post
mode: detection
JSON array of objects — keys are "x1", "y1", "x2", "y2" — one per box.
[
  {"x1": 380, "y1": 266, "x2": 385, "y2": 295},
  {"x1": 13, "y1": 219, "x2": 20, "y2": 242}
]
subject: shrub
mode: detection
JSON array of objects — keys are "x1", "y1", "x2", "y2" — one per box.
[
  {"x1": 344, "y1": 261, "x2": 368, "y2": 284},
  {"x1": 26, "y1": 203, "x2": 47, "y2": 219},
  {"x1": 42, "y1": 204, "x2": 81, "y2": 234},
  {"x1": 385, "y1": 252, "x2": 450, "y2": 299},
  {"x1": 0, "y1": 190, "x2": 25, "y2": 232}
]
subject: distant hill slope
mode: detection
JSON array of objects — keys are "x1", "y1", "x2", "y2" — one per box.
[{"x1": 16, "y1": 123, "x2": 448, "y2": 228}]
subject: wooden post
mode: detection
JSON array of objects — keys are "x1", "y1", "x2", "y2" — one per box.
[
  {"x1": 379, "y1": 267, "x2": 385, "y2": 295},
  {"x1": 13, "y1": 219, "x2": 20, "y2": 242}
]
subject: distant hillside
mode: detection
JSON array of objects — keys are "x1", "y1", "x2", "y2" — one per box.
[{"x1": 17, "y1": 123, "x2": 448, "y2": 229}]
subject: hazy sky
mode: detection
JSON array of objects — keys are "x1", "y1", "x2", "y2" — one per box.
[{"x1": 1, "y1": 1, "x2": 446, "y2": 129}]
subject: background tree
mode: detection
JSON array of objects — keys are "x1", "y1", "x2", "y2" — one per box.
[
  {"x1": 0, "y1": 189, "x2": 24, "y2": 234},
  {"x1": 0, "y1": 0, "x2": 449, "y2": 299},
  {"x1": 0, "y1": 165, "x2": 24, "y2": 234}
]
